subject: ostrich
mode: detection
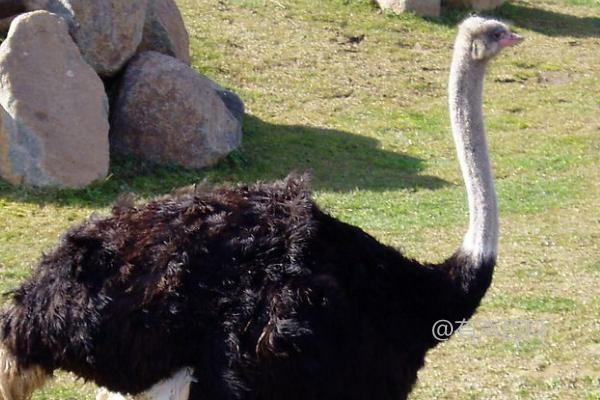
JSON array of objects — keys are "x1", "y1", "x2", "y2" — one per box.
[{"x1": 0, "y1": 16, "x2": 522, "y2": 400}]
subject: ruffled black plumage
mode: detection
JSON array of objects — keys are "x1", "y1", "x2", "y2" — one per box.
[{"x1": 1, "y1": 174, "x2": 493, "y2": 400}]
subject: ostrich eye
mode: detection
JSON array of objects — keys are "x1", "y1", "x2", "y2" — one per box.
[{"x1": 491, "y1": 28, "x2": 505, "y2": 41}]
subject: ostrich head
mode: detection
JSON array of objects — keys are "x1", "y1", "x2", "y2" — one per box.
[{"x1": 457, "y1": 16, "x2": 523, "y2": 61}]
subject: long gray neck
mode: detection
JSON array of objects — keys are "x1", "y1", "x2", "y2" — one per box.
[{"x1": 449, "y1": 41, "x2": 498, "y2": 266}]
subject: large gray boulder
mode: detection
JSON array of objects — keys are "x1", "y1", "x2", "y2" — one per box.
[
  {"x1": 376, "y1": 0, "x2": 440, "y2": 17},
  {"x1": 0, "y1": 11, "x2": 109, "y2": 188},
  {"x1": 25, "y1": 0, "x2": 148, "y2": 77},
  {"x1": 111, "y1": 51, "x2": 242, "y2": 169},
  {"x1": 137, "y1": 0, "x2": 190, "y2": 65}
]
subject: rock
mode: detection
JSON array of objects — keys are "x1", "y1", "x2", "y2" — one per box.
[
  {"x1": 376, "y1": 0, "x2": 440, "y2": 17},
  {"x1": 138, "y1": 0, "x2": 190, "y2": 64},
  {"x1": 0, "y1": 11, "x2": 109, "y2": 188},
  {"x1": 66, "y1": 0, "x2": 148, "y2": 76},
  {"x1": 111, "y1": 52, "x2": 242, "y2": 169},
  {"x1": 26, "y1": 0, "x2": 148, "y2": 77},
  {"x1": 443, "y1": 0, "x2": 506, "y2": 10}
]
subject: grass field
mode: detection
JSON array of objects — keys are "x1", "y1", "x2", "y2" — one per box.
[{"x1": 1, "y1": 0, "x2": 599, "y2": 398}]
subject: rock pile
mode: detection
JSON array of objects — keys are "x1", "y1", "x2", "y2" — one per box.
[{"x1": 0, "y1": 0, "x2": 243, "y2": 188}]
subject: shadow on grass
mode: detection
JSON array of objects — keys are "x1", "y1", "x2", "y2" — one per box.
[
  {"x1": 435, "y1": 2, "x2": 600, "y2": 38},
  {"x1": 0, "y1": 114, "x2": 448, "y2": 208},
  {"x1": 497, "y1": 2, "x2": 600, "y2": 38}
]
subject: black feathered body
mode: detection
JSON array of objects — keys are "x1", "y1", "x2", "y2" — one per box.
[{"x1": 1, "y1": 176, "x2": 493, "y2": 400}]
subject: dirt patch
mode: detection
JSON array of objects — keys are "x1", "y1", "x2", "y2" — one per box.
[{"x1": 536, "y1": 71, "x2": 573, "y2": 85}]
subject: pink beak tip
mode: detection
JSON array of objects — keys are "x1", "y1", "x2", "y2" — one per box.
[{"x1": 499, "y1": 32, "x2": 524, "y2": 48}]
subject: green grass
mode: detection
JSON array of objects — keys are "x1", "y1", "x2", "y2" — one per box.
[{"x1": 1, "y1": 0, "x2": 600, "y2": 398}]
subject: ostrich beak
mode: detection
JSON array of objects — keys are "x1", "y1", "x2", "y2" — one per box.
[{"x1": 498, "y1": 32, "x2": 524, "y2": 48}]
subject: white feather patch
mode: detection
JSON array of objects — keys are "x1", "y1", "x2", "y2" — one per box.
[{"x1": 96, "y1": 368, "x2": 196, "y2": 400}]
